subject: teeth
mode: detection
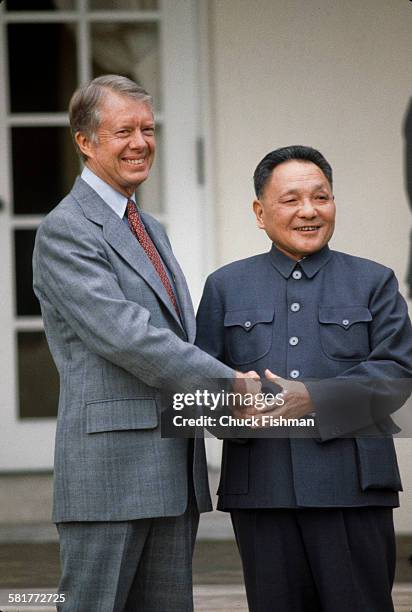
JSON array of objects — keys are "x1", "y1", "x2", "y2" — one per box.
[
  {"x1": 296, "y1": 226, "x2": 319, "y2": 231},
  {"x1": 124, "y1": 159, "x2": 145, "y2": 165}
]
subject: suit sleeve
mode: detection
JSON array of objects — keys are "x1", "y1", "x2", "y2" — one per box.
[
  {"x1": 307, "y1": 268, "x2": 412, "y2": 441},
  {"x1": 196, "y1": 275, "x2": 227, "y2": 360},
  {"x1": 196, "y1": 275, "x2": 251, "y2": 442},
  {"x1": 33, "y1": 211, "x2": 235, "y2": 393}
]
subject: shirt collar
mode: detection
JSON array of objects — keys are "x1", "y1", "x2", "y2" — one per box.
[
  {"x1": 268, "y1": 243, "x2": 332, "y2": 279},
  {"x1": 81, "y1": 166, "x2": 136, "y2": 219}
]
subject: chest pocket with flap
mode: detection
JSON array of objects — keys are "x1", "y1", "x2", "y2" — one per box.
[
  {"x1": 224, "y1": 308, "x2": 275, "y2": 365},
  {"x1": 319, "y1": 305, "x2": 372, "y2": 361}
]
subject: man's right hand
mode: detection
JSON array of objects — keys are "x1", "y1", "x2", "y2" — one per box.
[{"x1": 232, "y1": 371, "x2": 262, "y2": 418}]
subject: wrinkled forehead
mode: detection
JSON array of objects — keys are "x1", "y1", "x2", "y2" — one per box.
[
  {"x1": 267, "y1": 160, "x2": 331, "y2": 194},
  {"x1": 97, "y1": 90, "x2": 153, "y2": 122}
]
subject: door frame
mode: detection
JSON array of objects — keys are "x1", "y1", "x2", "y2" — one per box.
[{"x1": 0, "y1": 0, "x2": 216, "y2": 471}]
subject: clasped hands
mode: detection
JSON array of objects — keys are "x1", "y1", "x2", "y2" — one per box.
[{"x1": 233, "y1": 369, "x2": 314, "y2": 427}]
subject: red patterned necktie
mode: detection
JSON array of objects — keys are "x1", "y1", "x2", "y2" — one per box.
[{"x1": 126, "y1": 200, "x2": 180, "y2": 317}]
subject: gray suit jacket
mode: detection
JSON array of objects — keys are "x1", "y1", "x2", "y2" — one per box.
[{"x1": 33, "y1": 177, "x2": 233, "y2": 522}]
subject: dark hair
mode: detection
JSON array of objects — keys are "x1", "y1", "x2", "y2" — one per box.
[{"x1": 253, "y1": 145, "x2": 333, "y2": 198}]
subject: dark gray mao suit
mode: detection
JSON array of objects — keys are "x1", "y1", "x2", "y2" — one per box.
[{"x1": 196, "y1": 244, "x2": 412, "y2": 612}]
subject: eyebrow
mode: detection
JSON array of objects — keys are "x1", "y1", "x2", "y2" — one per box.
[
  {"x1": 114, "y1": 118, "x2": 155, "y2": 127},
  {"x1": 280, "y1": 183, "x2": 328, "y2": 196}
]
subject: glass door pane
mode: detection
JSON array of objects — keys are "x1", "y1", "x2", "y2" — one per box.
[
  {"x1": 5, "y1": 0, "x2": 75, "y2": 10},
  {"x1": 91, "y1": 22, "x2": 161, "y2": 110},
  {"x1": 8, "y1": 22, "x2": 77, "y2": 113},
  {"x1": 12, "y1": 127, "x2": 78, "y2": 215}
]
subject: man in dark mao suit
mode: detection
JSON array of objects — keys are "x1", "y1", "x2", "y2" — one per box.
[{"x1": 196, "y1": 145, "x2": 412, "y2": 612}]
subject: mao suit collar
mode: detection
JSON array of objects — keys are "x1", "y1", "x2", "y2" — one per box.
[{"x1": 268, "y1": 243, "x2": 332, "y2": 279}]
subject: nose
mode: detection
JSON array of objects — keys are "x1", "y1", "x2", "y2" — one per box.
[
  {"x1": 297, "y1": 198, "x2": 316, "y2": 218},
  {"x1": 129, "y1": 129, "x2": 146, "y2": 150}
]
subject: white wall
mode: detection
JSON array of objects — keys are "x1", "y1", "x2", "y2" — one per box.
[{"x1": 207, "y1": 0, "x2": 412, "y2": 532}]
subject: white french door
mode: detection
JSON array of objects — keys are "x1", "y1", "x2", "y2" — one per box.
[{"x1": 0, "y1": 0, "x2": 210, "y2": 470}]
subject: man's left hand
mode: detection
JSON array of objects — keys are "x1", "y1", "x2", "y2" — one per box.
[{"x1": 256, "y1": 369, "x2": 315, "y2": 422}]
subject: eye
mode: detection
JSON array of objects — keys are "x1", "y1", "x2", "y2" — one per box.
[
  {"x1": 315, "y1": 195, "x2": 328, "y2": 201},
  {"x1": 143, "y1": 127, "x2": 155, "y2": 135},
  {"x1": 116, "y1": 129, "x2": 130, "y2": 136}
]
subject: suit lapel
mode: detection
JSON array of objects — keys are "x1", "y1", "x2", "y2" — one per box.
[
  {"x1": 70, "y1": 178, "x2": 185, "y2": 332},
  {"x1": 142, "y1": 212, "x2": 196, "y2": 342}
]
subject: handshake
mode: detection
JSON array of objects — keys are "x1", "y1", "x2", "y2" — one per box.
[{"x1": 233, "y1": 369, "x2": 315, "y2": 426}]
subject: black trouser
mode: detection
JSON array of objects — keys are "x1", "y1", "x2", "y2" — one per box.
[{"x1": 231, "y1": 507, "x2": 396, "y2": 612}]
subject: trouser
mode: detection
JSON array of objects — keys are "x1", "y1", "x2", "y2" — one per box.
[
  {"x1": 56, "y1": 498, "x2": 199, "y2": 612},
  {"x1": 231, "y1": 507, "x2": 396, "y2": 612}
]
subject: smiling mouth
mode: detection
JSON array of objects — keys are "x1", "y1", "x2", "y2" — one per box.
[
  {"x1": 123, "y1": 158, "x2": 146, "y2": 166},
  {"x1": 294, "y1": 226, "x2": 321, "y2": 232}
]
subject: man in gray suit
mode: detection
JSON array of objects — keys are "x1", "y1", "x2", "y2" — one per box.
[{"x1": 32, "y1": 75, "x2": 251, "y2": 611}]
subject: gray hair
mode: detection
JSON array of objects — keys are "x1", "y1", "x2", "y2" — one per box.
[{"x1": 69, "y1": 74, "x2": 153, "y2": 161}]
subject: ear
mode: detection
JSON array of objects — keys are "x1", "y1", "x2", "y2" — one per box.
[
  {"x1": 253, "y1": 199, "x2": 265, "y2": 229},
  {"x1": 75, "y1": 132, "x2": 95, "y2": 159}
]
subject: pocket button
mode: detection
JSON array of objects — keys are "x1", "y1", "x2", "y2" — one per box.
[
  {"x1": 244, "y1": 320, "x2": 252, "y2": 329},
  {"x1": 342, "y1": 319, "x2": 349, "y2": 326}
]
